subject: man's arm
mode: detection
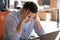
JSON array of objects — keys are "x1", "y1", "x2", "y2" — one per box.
[
  {"x1": 35, "y1": 14, "x2": 43, "y2": 32},
  {"x1": 16, "y1": 19, "x2": 25, "y2": 35},
  {"x1": 34, "y1": 14, "x2": 44, "y2": 35},
  {"x1": 16, "y1": 9, "x2": 29, "y2": 35},
  {"x1": 6, "y1": 10, "x2": 29, "y2": 40}
]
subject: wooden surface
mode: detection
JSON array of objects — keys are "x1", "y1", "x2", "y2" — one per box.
[{"x1": 38, "y1": 9, "x2": 58, "y2": 21}]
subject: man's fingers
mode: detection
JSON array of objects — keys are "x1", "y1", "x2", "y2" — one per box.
[
  {"x1": 25, "y1": 10, "x2": 29, "y2": 15},
  {"x1": 22, "y1": 9, "x2": 30, "y2": 19}
]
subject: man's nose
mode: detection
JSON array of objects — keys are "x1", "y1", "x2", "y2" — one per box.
[{"x1": 28, "y1": 18, "x2": 32, "y2": 21}]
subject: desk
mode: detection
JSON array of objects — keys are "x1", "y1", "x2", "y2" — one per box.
[{"x1": 29, "y1": 21, "x2": 60, "y2": 40}]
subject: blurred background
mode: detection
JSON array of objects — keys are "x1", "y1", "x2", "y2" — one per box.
[{"x1": 0, "y1": 0, "x2": 60, "y2": 40}]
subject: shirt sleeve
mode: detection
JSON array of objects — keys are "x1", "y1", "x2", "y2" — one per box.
[
  {"x1": 6, "y1": 14, "x2": 21, "y2": 40},
  {"x1": 34, "y1": 21, "x2": 45, "y2": 36}
]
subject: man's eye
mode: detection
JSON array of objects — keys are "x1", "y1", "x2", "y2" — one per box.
[{"x1": 28, "y1": 16, "x2": 31, "y2": 18}]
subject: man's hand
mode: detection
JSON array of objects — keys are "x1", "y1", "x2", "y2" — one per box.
[
  {"x1": 17, "y1": 9, "x2": 30, "y2": 35},
  {"x1": 34, "y1": 14, "x2": 43, "y2": 32},
  {"x1": 21, "y1": 9, "x2": 30, "y2": 23},
  {"x1": 35, "y1": 14, "x2": 40, "y2": 21}
]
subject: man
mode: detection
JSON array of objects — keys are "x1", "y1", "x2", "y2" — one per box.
[{"x1": 4, "y1": 2, "x2": 44, "y2": 40}]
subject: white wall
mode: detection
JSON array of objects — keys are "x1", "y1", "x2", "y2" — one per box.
[
  {"x1": 57, "y1": 0, "x2": 60, "y2": 22},
  {"x1": 10, "y1": 0, "x2": 21, "y2": 9},
  {"x1": 57, "y1": 0, "x2": 60, "y2": 39},
  {"x1": 9, "y1": 0, "x2": 15, "y2": 9}
]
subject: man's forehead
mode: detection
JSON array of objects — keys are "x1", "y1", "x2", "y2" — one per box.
[{"x1": 28, "y1": 13, "x2": 36, "y2": 15}]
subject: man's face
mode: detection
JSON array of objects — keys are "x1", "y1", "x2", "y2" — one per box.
[{"x1": 26, "y1": 12, "x2": 36, "y2": 22}]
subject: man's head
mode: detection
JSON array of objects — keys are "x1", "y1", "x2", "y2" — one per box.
[
  {"x1": 23, "y1": 2, "x2": 38, "y2": 13},
  {"x1": 21, "y1": 2, "x2": 38, "y2": 22}
]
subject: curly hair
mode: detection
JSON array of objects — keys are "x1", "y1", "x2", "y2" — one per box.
[{"x1": 23, "y1": 2, "x2": 38, "y2": 13}]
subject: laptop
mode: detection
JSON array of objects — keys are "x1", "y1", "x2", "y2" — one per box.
[
  {"x1": 32, "y1": 30, "x2": 60, "y2": 40},
  {"x1": 27, "y1": 30, "x2": 59, "y2": 40}
]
